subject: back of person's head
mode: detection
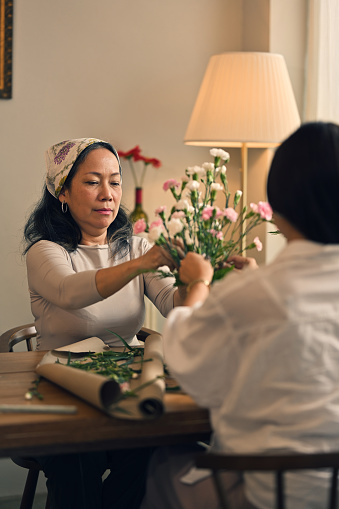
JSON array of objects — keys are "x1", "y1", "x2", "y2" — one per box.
[{"x1": 267, "y1": 121, "x2": 339, "y2": 244}]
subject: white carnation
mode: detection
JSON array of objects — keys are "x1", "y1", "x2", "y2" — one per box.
[
  {"x1": 186, "y1": 180, "x2": 200, "y2": 191},
  {"x1": 210, "y1": 183, "x2": 223, "y2": 191},
  {"x1": 148, "y1": 226, "x2": 163, "y2": 242},
  {"x1": 167, "y1": 218, "x2": 184, "y2": 236},
  {"x1": 202, "y1": 162, "x2": 214, "y2": 171},
  {"x1": 186, "y1": 165, "x2": 202, "y2": 176},
  {"x1": 218, "y1": 165, "x2": 227, "y2": 175},
  {"x1": 195, "y1": 167, "x2": 206, "y2": 177},
  {"x1": 210, "y1": 148, "x2": 230, "y2": 161},
  {"x1": 176, "y1": 199, "x2": 190, "y2": 210}
]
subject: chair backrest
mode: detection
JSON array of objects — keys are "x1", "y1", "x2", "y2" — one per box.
[
  {"x1": 0, "y1": 324, "x2": 156, "y2": 353},
  {"x1": 0, "y1": 323, "x2": 37, "y2": 352},
  {"x1": 195, "y1": 451, "x2": 339, "y2": 509}
]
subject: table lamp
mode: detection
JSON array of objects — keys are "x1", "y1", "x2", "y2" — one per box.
[{"x1": 184, "y1": 52, "x2": 301, "y2": 249}]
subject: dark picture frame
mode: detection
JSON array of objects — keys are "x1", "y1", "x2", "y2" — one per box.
[{"x1": 0, "y1": 0, "x2": 13, "y2": 99}]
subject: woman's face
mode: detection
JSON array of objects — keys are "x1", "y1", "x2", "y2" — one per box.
[{"x1": 59, "y1": 148, "x2": 122, "y2": 245}]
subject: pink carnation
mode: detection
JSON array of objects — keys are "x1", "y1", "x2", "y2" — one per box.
[
  {"x1": 119, "y1": 381, "x2": 130, "y2": 393},
  {"x1": 171, "y1": 211, "x2": 185, "y2": 219},
  {"x1": 254, "y1": 236, "x2": 263, "y2": 252},
  {"x1": 133, "y1": 218, "x2": 147, "y2": 234},
  {"x1": 223, "y1": 207, "x2": 238, "y2": 222},
  {"x1": 202, "y1": 206, "x2": 214, "y2": 221},
  {"x1": 215, "y1": 207, "x2": 223, "y2": 218},
  {"x1": 149, "y1": 218, "x2": 163, "y2": 229},
  {"x1": 208, "y1": 229, "x2": 223, "y2": 240},
  {"x1": 163, "y1": 179, "x2": 181, "y2": 191},
  {"x1": 257, "y1": 201, "x2": 273, "y2": 221},
  {"x1": 155, "y1": 205, "x2": 166, "y2": 215}
]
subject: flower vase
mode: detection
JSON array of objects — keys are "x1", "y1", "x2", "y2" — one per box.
[{"x1": 130, "y1": 187, "x2": 148, "y2": 223}]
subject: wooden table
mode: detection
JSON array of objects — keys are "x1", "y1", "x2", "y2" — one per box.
[{"x1": 0, "y1": 352, "x2": 211, "y2": 458}]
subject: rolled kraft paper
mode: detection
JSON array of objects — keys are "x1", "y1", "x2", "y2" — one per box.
[
  {"x1": 108, "y1": 333, "x2": 166, "y2": 420},
  {"x1": 36, "y1": 337, "x2": 123, "y2": 411},
  {"x1": 36, "y1": 362, "x2": 121, "y2": 410},
  {"x1": 36, "y1": 335, "x2": 166, "y2": 420},
  {"x1": 138, "y1": 333, "x2": 165, "y2": 416}
]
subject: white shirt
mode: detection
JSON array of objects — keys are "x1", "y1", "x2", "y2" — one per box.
[{"x1": 163, "y1": 240, "x2": 339, "y2": 509}]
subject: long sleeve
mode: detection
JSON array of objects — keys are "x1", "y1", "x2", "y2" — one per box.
[
  {"x1": 26, "y1": 241, "x2": 102, "y2": 310},
  {"x1": 162, "y1": 287, "x2": 238, "y2": 409},
  {"x1": 26, "y1": 237, "x2": 177, "y2": 350}
]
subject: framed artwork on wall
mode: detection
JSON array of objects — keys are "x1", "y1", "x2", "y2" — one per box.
[{"x1": 0, "y1": 0, "x2": 13, "y2": 99}]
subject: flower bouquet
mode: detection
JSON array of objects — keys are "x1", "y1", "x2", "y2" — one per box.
[{"x1": 134, "y1": 148, "x2": 273, "y2": 284}]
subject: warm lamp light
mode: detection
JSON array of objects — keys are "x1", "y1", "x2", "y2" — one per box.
[{"x1": 184, "y1": 52, "x2": 301, "y2": 249}]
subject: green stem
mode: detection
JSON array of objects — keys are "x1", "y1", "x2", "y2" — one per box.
[
  {"x1": 140, "y1": 163, "x2": 149, "y2": 187},
  {"x1": 128, "y1": 159, "x2": 139, "y2": 187}
]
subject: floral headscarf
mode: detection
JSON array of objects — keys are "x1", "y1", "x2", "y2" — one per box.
[{"x1": 45, "y1": 138, "x2": 121, "y2": 198}]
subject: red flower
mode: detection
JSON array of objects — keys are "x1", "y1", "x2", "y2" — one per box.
[
  {"x1": 135, "y1": 155, "x2": 162, "y2": 168},
  {"x1": 118, "y1": 145, "x2": 162, "y2": 187},
  {"x1": 118, "y1": 145, "x2": 141, "y2": 160}
]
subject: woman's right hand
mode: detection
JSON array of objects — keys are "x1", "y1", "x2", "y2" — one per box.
[
  {"x1": 136, "y1": 245, "x2": 177, "y2": 273},
  {"x1": 96, "y1": 244, "x2": 177, "y2": 299}
]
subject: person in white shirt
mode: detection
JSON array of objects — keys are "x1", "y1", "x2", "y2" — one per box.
[{"x1": 141, "y1": 121, "x2": 339, "y2": 509}]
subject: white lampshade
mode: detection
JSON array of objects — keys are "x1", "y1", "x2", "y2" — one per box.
[{"x1": 184, "y1": 52, "x2": 300, "y2": 148}]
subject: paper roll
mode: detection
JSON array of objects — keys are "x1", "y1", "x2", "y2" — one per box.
[{"x1": 35, "y1": 335, "x2": 166, "y2": 420}]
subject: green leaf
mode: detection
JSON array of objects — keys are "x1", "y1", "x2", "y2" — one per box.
[
  {"x1": 106, "y1": 329, "x2": 134, "y2": 351},
  {"x1": 212, "y1": 265, "x2": 234, "y2": 282}
]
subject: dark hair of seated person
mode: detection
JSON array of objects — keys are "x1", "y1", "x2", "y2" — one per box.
[
  {"x1": 267, "y1": 121, "x2": 339, "y2": 244},
  {"x1": 23, "y1": 142, "x2": 133, "y2": 257}
]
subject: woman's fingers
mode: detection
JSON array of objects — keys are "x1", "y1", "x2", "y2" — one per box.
[
  {"x1": 226, "y1": 255, "x2": 258, "y2": 270},
  {"x1": 141, "y1": 245, "x2": 176, "y2": 271},
  {"x1": 171, "y1": 238, "x2": 185, "y2": 259},
  {"x1": 179, "y1": 252, "x2": 213, "y2": 285}
]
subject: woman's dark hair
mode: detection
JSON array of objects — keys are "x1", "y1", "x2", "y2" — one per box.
[
  {"x1": 23, "y1": 142, "x2": 133, "y2": 256},
  {"x1": 267, "y1": 121, "x2": 339, "y2": 244}
]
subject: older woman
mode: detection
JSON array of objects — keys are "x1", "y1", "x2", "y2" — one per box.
[
  {"x1": 23, "y1": 138, "x2": 185, "y2": 509},
  {"x1": 24, "y1": 138, "x2": 184, "y2": 350}
]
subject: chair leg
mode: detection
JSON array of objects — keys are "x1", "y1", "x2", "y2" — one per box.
[
  {"x1": 211, "y1": 471, "x2": 231, "y2": 509},
  {"x1": 19, "y1": 468, "x2": 39, "y2": 509}
]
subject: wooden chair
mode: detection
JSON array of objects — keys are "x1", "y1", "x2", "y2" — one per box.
[
  {"x1": 0, "y1": 322, "x2": 50, "y2": 509},
  {"x1": 195, "y1": 451, "x2": 339, "y2": 509},
  {"x1": 0, "y1": 322, "x2": 158, "y2": 508},
  {"x1": 0, "y1": 322, "x2": 37, "y2": 353}
]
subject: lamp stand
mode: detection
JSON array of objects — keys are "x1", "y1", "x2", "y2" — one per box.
[{"x1": 240, "y1": 143, "x2": 248, "y2": 253}]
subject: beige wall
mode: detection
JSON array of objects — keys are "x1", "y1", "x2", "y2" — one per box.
[
  {"x1": 0, "y1": 0, "x2": 243, "y2": 334},
  {"x1": 0, "y1": 0, "x2": 307, "y2": 334}
]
